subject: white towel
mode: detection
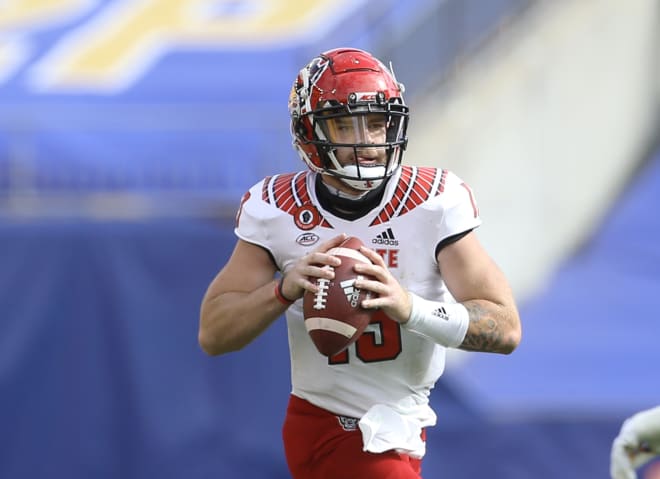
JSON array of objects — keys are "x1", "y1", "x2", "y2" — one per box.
[{"x1": 358, "y1": 400, "x2": 436, "y2": 459}]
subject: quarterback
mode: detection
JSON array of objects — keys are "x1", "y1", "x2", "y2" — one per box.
[{"x1": 199, "y1": 48, "x2": 522, "y2": 479}]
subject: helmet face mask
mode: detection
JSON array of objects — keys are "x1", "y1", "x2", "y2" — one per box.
[{"x1": 289, "y1": 48, "x2": 409, "y2": 191}]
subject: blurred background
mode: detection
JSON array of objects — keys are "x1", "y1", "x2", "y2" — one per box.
[{"x1": 1, "y1": 0, "x2": 659, "y2": 478}]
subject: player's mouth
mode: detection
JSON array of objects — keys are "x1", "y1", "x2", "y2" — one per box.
[{"x1": 356, "y1": 157, "x2": 379, "y2": 165}]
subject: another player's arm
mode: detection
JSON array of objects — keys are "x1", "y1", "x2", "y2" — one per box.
[
  {"x1": 611, "y1": 405, "x2": 660, "y2": 479},
  {"x1": 437, "y1": 232, "x2": 521, "y2": 354},
  {"x1": 199, "y1": 239, "x2": 284, "y2": 356}
]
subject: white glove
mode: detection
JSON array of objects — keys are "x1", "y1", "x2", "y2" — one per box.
[{"x1": 611, "y1": 406, "x2": 660, "y2": 479}]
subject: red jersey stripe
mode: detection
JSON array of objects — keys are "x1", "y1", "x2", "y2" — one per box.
[{"x1": 371, "y1": 166, "x2": 445, "y2": 226}]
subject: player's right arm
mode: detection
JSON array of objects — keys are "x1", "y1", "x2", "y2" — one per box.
[
  {"x1": 198, "y1": 239, "x2": 283, "y2": 355},
  {"x1": 198, "y1": 235, "x2": 345, "y2": 356}
]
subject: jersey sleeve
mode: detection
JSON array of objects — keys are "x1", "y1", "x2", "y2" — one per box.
[
  {"x1": 234, "y1": 180, "x2": 275, "y2": 250},
  {"x1": 432, "y1": 170, "x2": 482, "y2": 241}
]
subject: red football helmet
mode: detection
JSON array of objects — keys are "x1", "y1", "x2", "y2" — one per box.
[{"x1": 288, "y1": 48, "x2": 409, "y2": 191}]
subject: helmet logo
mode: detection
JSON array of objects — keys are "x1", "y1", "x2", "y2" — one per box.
[
  {"x1": 353, "y1": 92, "x2": 378, "y2": 102},
  {"x1": 307, "y1": 56, "x2": 330, "y2": 88},
  {"x1": 294, "y1": 204, "x2": 321, "y2": 230}
]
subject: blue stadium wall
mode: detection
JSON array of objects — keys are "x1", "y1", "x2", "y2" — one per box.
[{"x1": 2, "y1": 1, "x2": 659, "y2": 478}]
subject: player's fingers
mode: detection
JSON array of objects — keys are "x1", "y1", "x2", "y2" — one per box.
[
  {"x1": 317, "y1": 233, "x2": 348, "y2": 253},
  {"x1": 358, "y1": 245, "x2": 386, "y2": 267},
  {"x1": 354, "y1": 277, "x2": 385, "y2": 297},
  {"x1": 360, "y1": 293, "x2": 408, "y2": 323},
  {"x1": 307, "y1": 264, "x2": 335, "y2": 280},
  {"x1": 353, "y1": 261, "x2": 392, "y2": 286},
  {"x1": 305, "y1": 251, "x2": 341, "y2": 268},
  {"x1": 295, "y1": 265, "x2": 335, "y2": 294},
  {"x1": 357, "y1": 278, "x2": 405, "y2": 308},
  {"x1": 300, "y1": 278, "x2": 321, "y2": 293}
]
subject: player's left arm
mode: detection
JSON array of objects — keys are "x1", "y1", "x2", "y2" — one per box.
[
  {"x1": 437, "y1": 231, "x2": 521, "y2": 354},
  {"x1": 355, "y1": 230, "x2": 520, "y2": 354}
]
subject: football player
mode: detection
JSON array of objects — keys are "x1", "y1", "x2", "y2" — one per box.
[{"x1": 199, "y1": 48, "x2": 522, "y2": 478}]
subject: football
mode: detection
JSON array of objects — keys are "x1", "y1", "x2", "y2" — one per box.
[{"x1": 303, "y1": 236, "x2": 376, "y2": 357}]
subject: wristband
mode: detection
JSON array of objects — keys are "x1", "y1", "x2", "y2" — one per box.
[
  {"x1": 274, "y1": 278, "x2": 295, "y2": 306},
  {"x1": 402, "y1": 293, "x2": 469, "y2": 348}
]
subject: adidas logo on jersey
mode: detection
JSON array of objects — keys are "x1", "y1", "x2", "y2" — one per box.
[{"x1": 372, "y1": 227, "x2": 399, "y2": 246}]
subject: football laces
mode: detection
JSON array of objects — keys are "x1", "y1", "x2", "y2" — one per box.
[{"x1": 312, "y1": 277, "x2": 331, "y2": 310}]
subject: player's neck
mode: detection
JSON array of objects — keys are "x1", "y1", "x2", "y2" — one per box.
[
  {"x1": 315, "y1": 175, "x2": 386, "y2": 220},
  {"x1": 319, "y1": 174, "x2": 370, "y2": 198},
  {"x1": 321, "y1": 178, "x2": 369, "y2": 199}
]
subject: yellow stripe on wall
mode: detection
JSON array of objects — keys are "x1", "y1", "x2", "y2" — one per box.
[{"x1": 21, "y1": 0, "x2": 359, "y2": 92}]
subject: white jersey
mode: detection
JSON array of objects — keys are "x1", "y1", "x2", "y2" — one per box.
[{"x1": 235, "y1": 166, "x2": 481, "y2": 423}]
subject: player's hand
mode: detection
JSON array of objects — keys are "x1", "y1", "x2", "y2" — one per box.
[
  {"x1": 279, "y1": 234, "x2": 346, "y2": 301},
  {"x1": 353, "y1": 245, "x2": 412, "y2": 324}
]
